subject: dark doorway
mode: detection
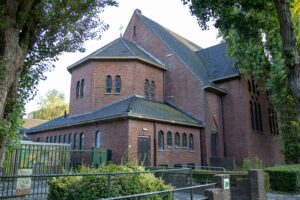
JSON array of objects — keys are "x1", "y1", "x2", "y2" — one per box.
[
  {"x1": 137, "y1": 136, "x2": 151, "y2": 166},
  {"x1": 211, "y1": 132, "x2": 218, "y2": 157}
]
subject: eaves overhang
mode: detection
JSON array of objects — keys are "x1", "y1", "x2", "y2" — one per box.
[{"x1": 67, "y1": 56, "x2": 167, "y2": 73}]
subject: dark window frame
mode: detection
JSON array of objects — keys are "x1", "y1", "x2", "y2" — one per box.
[
  {"x1": 76, "y1": 81, "x2": 80, "y2": 98},
  {"x1": 106, "y1": 75, "x2": 112, "y2": 94},
  {"x1": 182, "y1": 133, "x2": 187, "y2": 147},
  {"x1": 79, "y1": 132, "x2": 85, "y2": 150},
  {"x1": 144, "y1": 79, "x2": 149, "y2": 99},
  {"x1": 115, "y1": 75, "x2": 121, "y2": 94},
  {"x1": 158, "y1": 131, "x2": 164, "y2": 150},
  {"x1": 167, "y1": 131, "x2": 172, "y2": 147},
  {"x1": 189, "y1": 134, "x2": 194, "y2": 150},
  {"x1": 80, "y1": 79, "x2": 84, "y2": 97},
  {"x1": 150, "y1": 81, "x2": 155, "y2": 99},
  {"x1": 175, "y1": 132, "x2": 180, "y2": 147}
]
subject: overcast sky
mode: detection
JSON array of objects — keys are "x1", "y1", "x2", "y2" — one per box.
[{"x1": 25, "y1": 0, "x2": 221, "y2": 115}]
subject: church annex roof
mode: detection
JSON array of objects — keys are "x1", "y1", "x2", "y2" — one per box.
[
  {"x1": 67, "y1": 37, "x2": 166, "y2": 72},
  {"x1": 196, "y1": 43, "x2": 240, "y2": 81},
  {"x1": 26, "y1": 96, "x2": 203, "y2": 134}
]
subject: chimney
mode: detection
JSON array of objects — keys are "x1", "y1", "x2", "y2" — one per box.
[
  {"x1": 134, "y1": 9, "x2": 142, "y2": 15},
  {"x1": 64, "y1": 110, "x2": 67, "y2": 118}
]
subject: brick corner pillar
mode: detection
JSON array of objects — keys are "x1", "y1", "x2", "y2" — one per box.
[
  {"x1": 204, "y1": 174, "x2": 231, "y2": 200},
  {"x1": 249, "y1": 169, "x2": 266, "y2": 200}
]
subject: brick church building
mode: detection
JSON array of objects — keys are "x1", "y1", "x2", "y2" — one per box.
[{"x1": 26, "y1": 9, "x2": 284, "y2": 168}]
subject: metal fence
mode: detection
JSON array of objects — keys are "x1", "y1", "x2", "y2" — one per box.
[
  {"x1": 3, "y1": 141, "x2": 112, "y2": 176},
  {"x1": 0, "y1": 168, "x2": 197, "y2": 199},
  {"x1": 100, "y1": 183, "x2": 216, "y2": 200}
]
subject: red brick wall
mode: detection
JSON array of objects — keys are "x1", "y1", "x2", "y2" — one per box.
[
  {"x1": 28, "y1": 120, "x2": 129, "y2": 164},
  {"x1": 217, "y1": 76, "x2": 284, "y2": 166},
  {"x1": 92, "y1": 60, "x2": 164, "y2": 109},
  {"x1": 69, "y1": 60, "x2": 164, "y2": 116},
  {"x1": 69, "y1": 62, "x2": 93, "y2": 116},
  {"x1": 123, "y1": 12, "x2": 206, "y2": 121},
  {"x1": 203, "y1": 91, "x2": 225, "y2": 164},
  {"x1": 239, "y1": 76, "x2": 284, "y2": 166},
  {"x1": 127, "y1": 119, "x2": 201, "y2": 167}
]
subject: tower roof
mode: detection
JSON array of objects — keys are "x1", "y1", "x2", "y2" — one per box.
[{"x1": 67, "y1": 37, "x2": 166, "y2": 72}]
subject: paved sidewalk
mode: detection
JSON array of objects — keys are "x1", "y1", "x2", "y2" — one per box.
[{"x1": 268, "y1": 193, "x2": 300, "y2": 200}]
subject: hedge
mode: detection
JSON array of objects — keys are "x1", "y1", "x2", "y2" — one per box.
[
  {"x1": 47, "y1": 164, "x2": 173, "y2": 200},
  {"x1": 264, "y1": 164, "x2": 300, "y2": 193}
]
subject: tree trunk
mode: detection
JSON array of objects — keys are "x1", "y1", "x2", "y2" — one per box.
[
  {"x1": 274, "y1": 0, "x2": 300, "y2": 115},
  {"x1": 0, "y1": 0, "x2": 25, "y2": 175}
]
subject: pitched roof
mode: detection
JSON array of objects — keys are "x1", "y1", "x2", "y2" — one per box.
[
  {"x1": 136, "y1": 12, "x2": 213, "y2": 87},
  {"x1": 26, "y1": 96, "x2": 203, "y2": 133},
  {"x1": 67, "y1": 38, "x2": 166, "y2": 72},
  {"x1": 196, "y1": 43, "x2": 240, "y2": 81},
  {"x1": 22, "y1": 118, "x2": 48, "y2": 129}
]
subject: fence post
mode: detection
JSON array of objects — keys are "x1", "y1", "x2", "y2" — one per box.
[
  {"x1": 189, "y1": 168, "x2": 193, "y2": 199},
  {"x1": 204, "y1": 174, "x2": 231, "y2": 200},
  {"x1": 108, "y1": 173, "x2": 112, "y2": 196},
  {"x1": 249, "y1": 169, "x2": 266, "y2": 200}
]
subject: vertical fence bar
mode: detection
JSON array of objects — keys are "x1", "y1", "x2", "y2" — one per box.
[{"x1": 108, "y1": 173, "x2": 112, "y2": 197}]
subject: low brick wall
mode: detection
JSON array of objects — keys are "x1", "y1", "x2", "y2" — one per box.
[{"x1": 204, "y1": 169, "x2": 266, "y2": 200}]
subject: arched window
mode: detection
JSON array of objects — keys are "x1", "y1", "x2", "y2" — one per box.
[
  {"x1": 80, "y1": 133, "x2": 85, "y2": 150},
  {"x1": 248, "y1": 80, "x2": 252, "y2": 93},
  {"x1": 182, "y1": 133, "x2": 187, "y2": 147},
  {"x1": 254, "y1": 102, "x2": 259, "y2": 131},
  {"x1": 37, "y1": 138, "x2": 40, "y2": 142},
  {"x1": 50, "y1": 136, "x2": 53, "y2": 143},
  {"x1": 106, "y1": 75, "x2": 112, "y2": 93},
  {"x1": 158, "y1": 131, "x2": 164, "y2": 150},
  {"x1": 74, "y1": 133, "x2": 78, "y2": 149},
  {"x1": 69, "y1": 133, "x2": 72, "y2": 146},
  {"x1": 46, "y1": 137, "x2": 49, "y2": 143},
  {"x1": 189, "y1": 134, "x2": 194, "y2": 150},
  {"x1": 76, "y1": 81, "x2": 80, "y2": 98},
  {"x1": 58, "y1": 135, "x2": 62, "y2": 143},
  {"x1": 258, "y1": 104, "x2": 263, "y2": 132},
  {"x1": 63, "y1": 134, "x2": 67, "y2": 143},
  {"x1": 115, "y1": 75, "x2": 121, "y2": 94},
  {"x1": 95, "y1": 131, "x2": 101, "y2": 148},
  {"x1": 54, "y1": 136, "x2": 57, "y2": 143},
  {"x1": 175, "y1": 132, "x2": 180, "y2": 147},
  {"x1": 80, "y1": 79, "x2": 84, "y2": 97},
  {"x1": 150, "y1": 81, "x2": 155, "y2": 99},
  {"x1": 250, "y1": 101, "x2": 255, "y2": 130},
  {"x1": 144, "y1": 79, "x2": 149, "y2": 98},
  {"x1": 167, "y1": 131, "x2": 172, "y2": 147}
]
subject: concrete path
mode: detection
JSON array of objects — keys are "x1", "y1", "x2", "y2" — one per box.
[{"x1": 268, "y1": 193, "x2": 300, "y2": 200}]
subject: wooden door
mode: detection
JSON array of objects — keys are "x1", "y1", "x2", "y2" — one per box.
[{"x1": 137, "y1": 137, "x2": 150, "y2": 166}]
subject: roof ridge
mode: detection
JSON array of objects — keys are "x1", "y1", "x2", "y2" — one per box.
[
  {"x1": 134, "y1": 43, "x2": 165, "y2": 67},
  {"x1": 120, "y1": 38, "x2": 135, "y2": 56},
  {"x1": 196, "y1": 42, "x2": 226, "y2": 53},
  {"x1": 165, "y1": 101, "x2": 204, "y2": 123}
]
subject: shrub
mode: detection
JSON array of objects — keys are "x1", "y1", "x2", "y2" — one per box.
[
  {"x1": 48, "y1": 164, "x2": 173, "y2": 200},
  {"x1": 264, "y1": 164, "x2": 300, "y2": 193}
]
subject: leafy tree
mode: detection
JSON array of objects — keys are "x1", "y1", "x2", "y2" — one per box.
[
  {"x1": 182, "y1": 0, "x2": 300, "y2": 162},
  {"x1": 0, "y1": 0, "x2": 117, "y2": 174},
  {"x1": 31, "y1": 89, "x2": 69, "y2": 120}
]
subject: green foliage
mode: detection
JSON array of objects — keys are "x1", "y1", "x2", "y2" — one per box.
[
  {"x1": 182, "y1": 0, "x2": 300, "y2": 162},
  {"x1": 255, "y1": 156, "x2": 263, "y2": 169},
  {"x1": 242, "y1": 159, "x2": 251, "y2": 171},
  {"x1": 47, "y1": 164, "x2": 173, "y2": 200},
  {"x1": 0, "y1": 0, "x2": 117, "y2": 156},
  {"x1": 265, "y1": 164, "x2": 300, "y2": 193},
  {"x1": 31, "y1": 89, "x2": 69, "y2": 120}
]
